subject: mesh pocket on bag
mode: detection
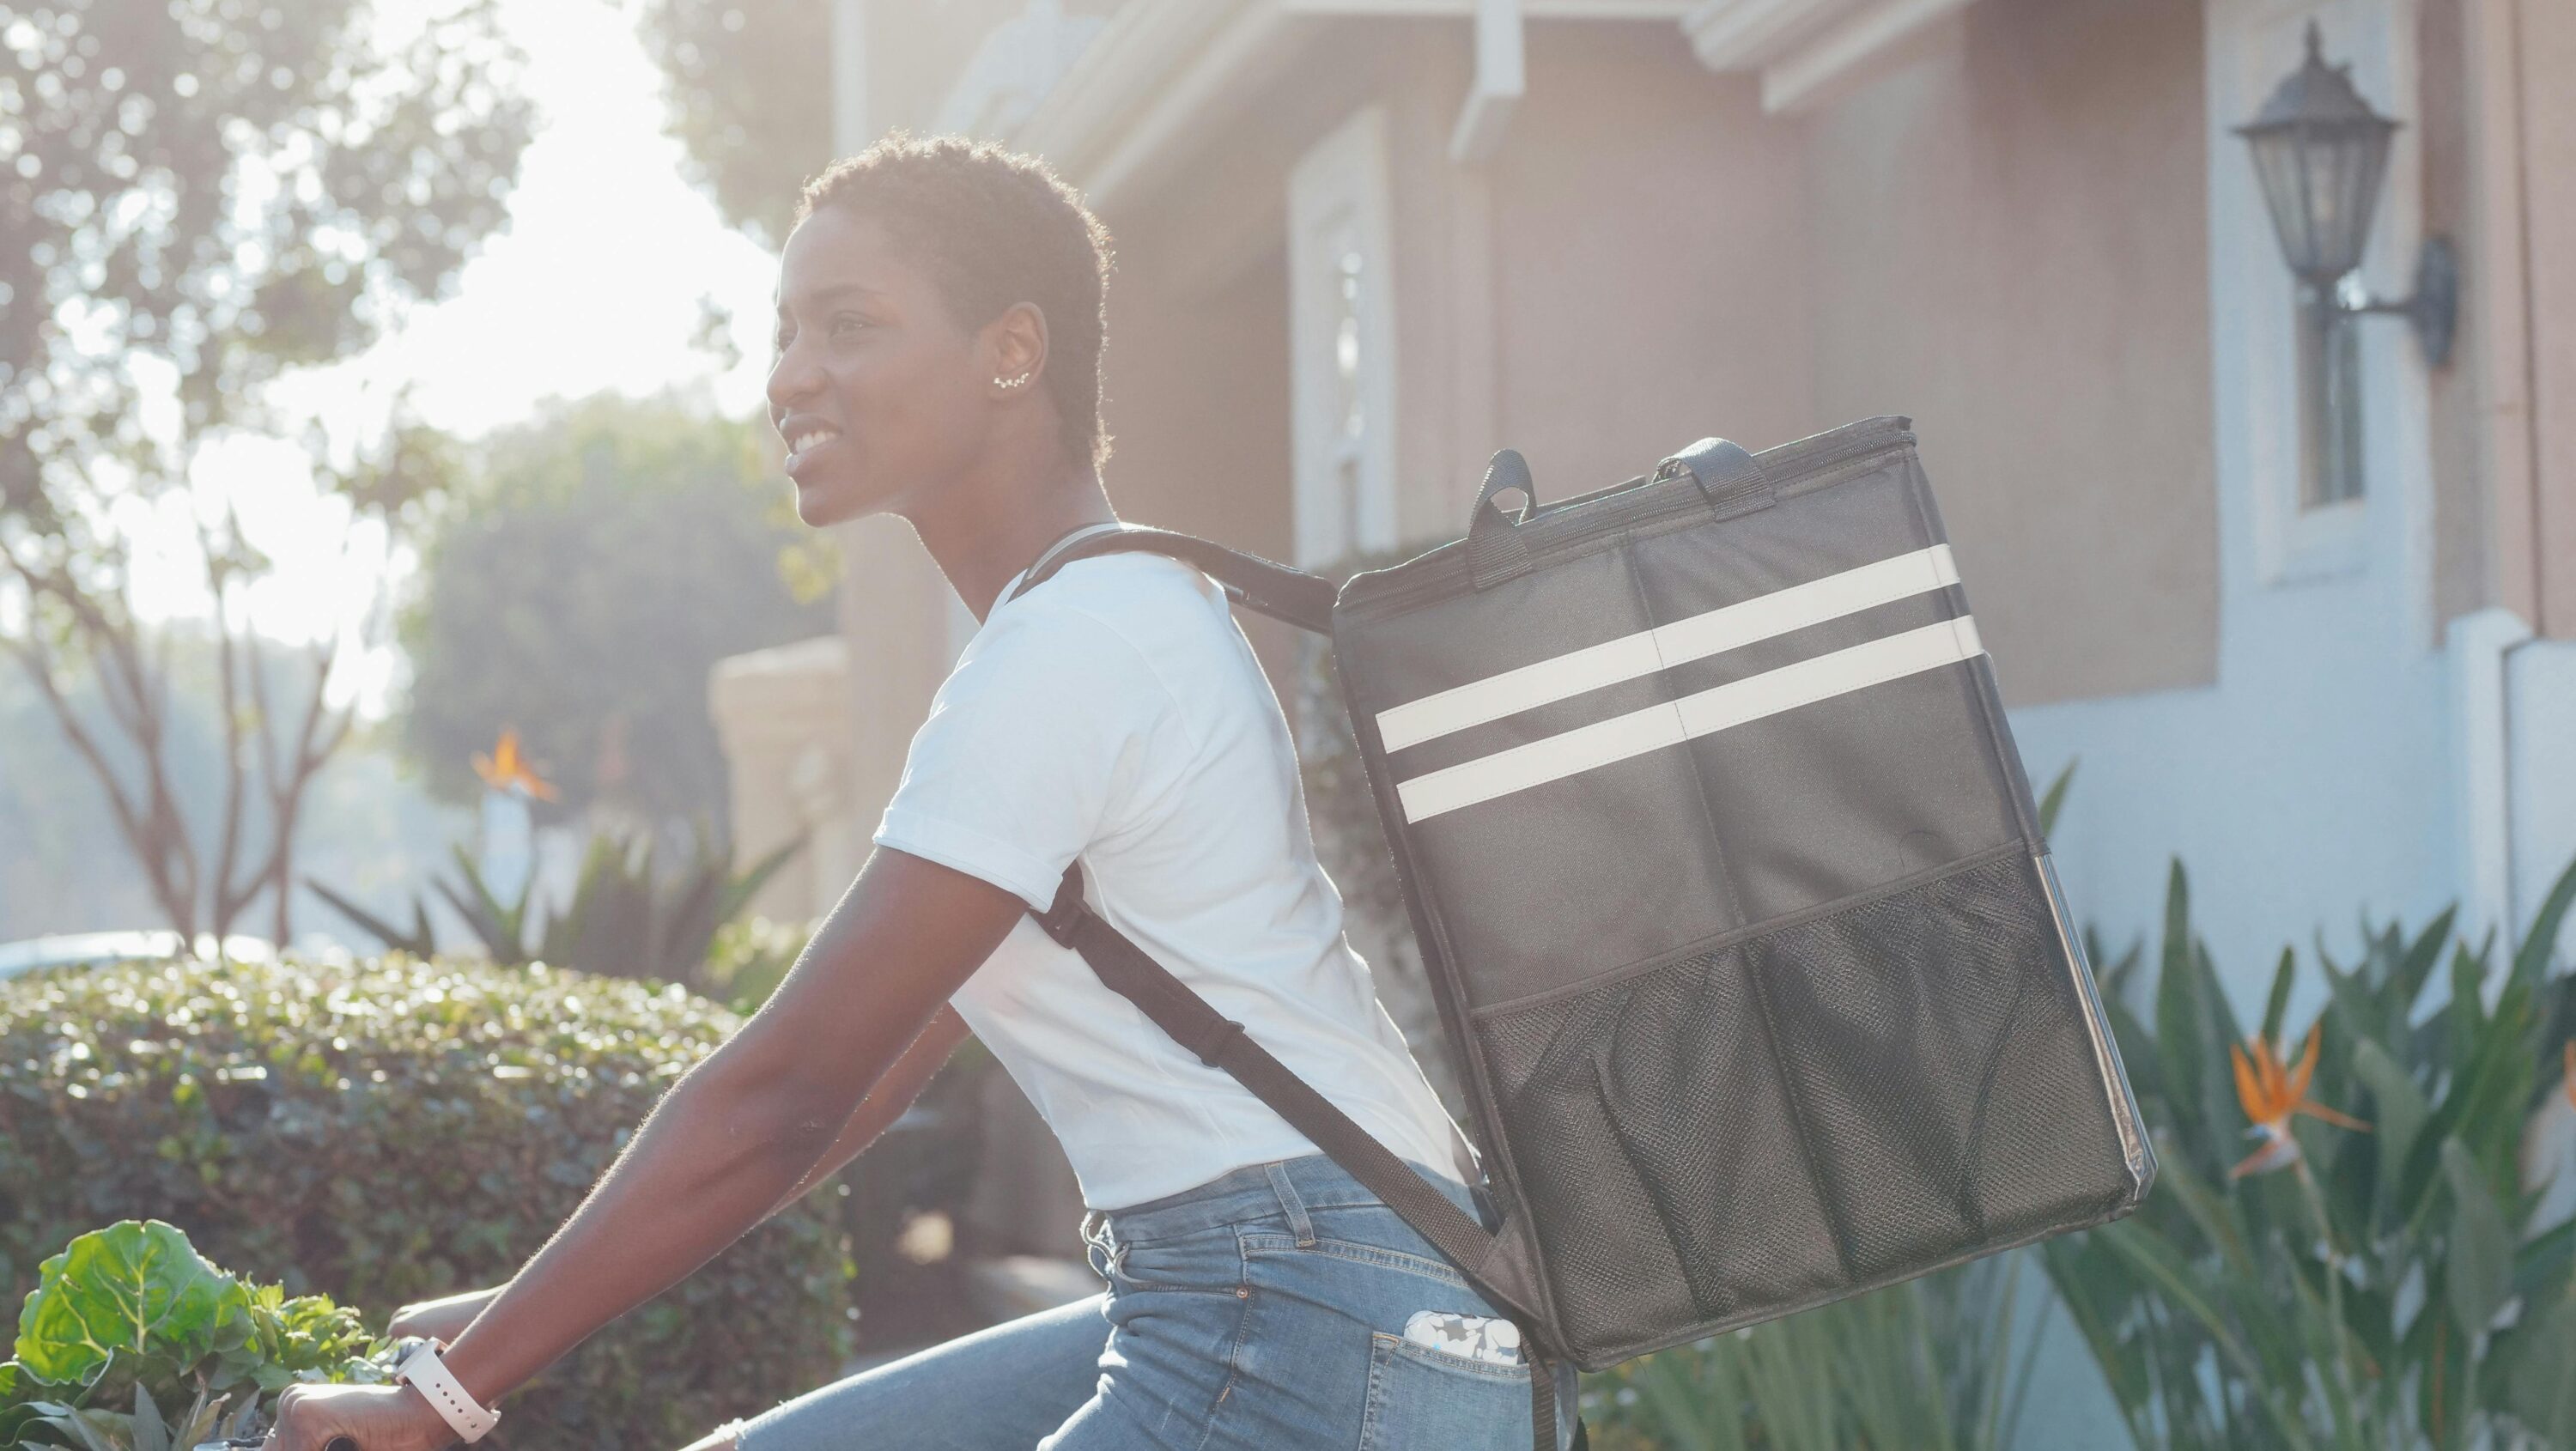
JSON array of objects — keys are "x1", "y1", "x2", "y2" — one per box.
[{"x1": 1473, "y1": 851, "x2": 2133, "y2": 1364}]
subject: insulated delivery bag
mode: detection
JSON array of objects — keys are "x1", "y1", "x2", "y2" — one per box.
[{"x1": 1012, "y1": 415, "x2": 2157, "y2": 1451}]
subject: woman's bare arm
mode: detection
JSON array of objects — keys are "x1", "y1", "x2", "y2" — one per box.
[
  {"x1": 429, "y1": 847, "x2": 1029, "y2": 1410},
  {"x1": 760, "y1": 1003, "x2": 973, "y2": 1218}
]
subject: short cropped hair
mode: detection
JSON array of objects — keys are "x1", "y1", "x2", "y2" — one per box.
[{"x1": 795, "y1": 131, "x2": 1116, "y2": 475}]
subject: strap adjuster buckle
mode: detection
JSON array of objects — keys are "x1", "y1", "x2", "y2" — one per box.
[{"x1": 1194, "y1": 1017, "x2": 1247, "y2": 1067}]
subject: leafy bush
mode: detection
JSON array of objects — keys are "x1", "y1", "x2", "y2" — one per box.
[
  {"x1": 2, "y1": 1218, "x2": 385, "y2": 1450},
  {"x1": 2042, "y1": 858, "x2": 2576, "y2": 1450},
  {"x1": 0, "y1": 952, "x2": 855, "y2": 1448},
  {"x1": 698, "y1": 914, "x2": 818, "y2": 1017}
]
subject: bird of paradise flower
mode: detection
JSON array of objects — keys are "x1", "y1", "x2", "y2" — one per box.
[
  {"x1": 2227, "y1": 1019, "x2": 2371, "y2": 1179},
  {"x1": 472, "y1": 726, "x2": 558, "y2": 801}
]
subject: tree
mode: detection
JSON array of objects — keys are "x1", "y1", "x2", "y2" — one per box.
[
  {"x1": 625, "y1": 0, "x2": 830, "y2": 252},
  {"x1": 0, "y1": 1, "x2": 536, "y2": 941},
  {"x1": 394, "y1": 389, "x2": 835, "y2": 835}
]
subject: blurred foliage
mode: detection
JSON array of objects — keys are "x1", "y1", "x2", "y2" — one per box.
[
  {"x1": 1580, "y1": 1249, "x2": 2050, "y2": 1451},
  {"x1": 306, "y1": 819, "x2": 802, "y2": 995},
  {"x1": 0, "y1": 625, "x2": 468, "y2": 944},
  {"x1": 2040, "y1": 857, "x2": 2576, "y2": 1450},
  {"x1": 699, "y1": 911, "x2": 816, "y2": 1016},
  {"x1": 0, "y1": 0, "x2": 532, "y2": 524},
  {"x1": 0, "y1": 952, "x2": 854, "y2": 1448},
  {"x1": 624, "y1": 0, "x2": 829, "y2": 252},
  {"x1": 1, "y1": 1218, "x2": 386, "y2": 1450},
  {"x1": 1, "y1": 0, "x2": 528, "y2": 940},
  {"x1": 393, "y1": 392, "x2": 837, "y2": 825}
]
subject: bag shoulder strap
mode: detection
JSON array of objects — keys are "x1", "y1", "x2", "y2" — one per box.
[
  {"x1": 1033, "y1": 864, "x2": 1573, "y2": 1451},
  {"x1": 1005, "y1": 524, "x2": 1337, "y2": 635}
]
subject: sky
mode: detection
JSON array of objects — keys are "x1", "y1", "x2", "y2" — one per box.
[{"x1": 123, "y1": 0, "x2": 787, "y2": 721}]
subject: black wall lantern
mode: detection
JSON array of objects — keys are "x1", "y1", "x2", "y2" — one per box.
[{"x1": 2235, "y1": 21, "x2": 2458, "y2": 369}]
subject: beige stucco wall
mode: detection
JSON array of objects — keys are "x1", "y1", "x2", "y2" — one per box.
[
  {"x1": 1482, "y1": 22, "x2": 1818, "y2": 521},
  {"x1": 1801, "y1": 0, "x2": 2218, "y2": 707},
  {"x1": 1083, "y1": 140, "x2": 1300, "y2": 689},
  {"x1": 2516, "y1": 0, "x2": 2576, "y2": 639},
  {"x1": 708, "y1": 634, "x2": 868, "y2": 923},
  {"x1": 2414, "y1": 0, "x2": 2576, "y2": 641},
  {"x1": 1067, "y1": 4, "x2": 2215, "y2": 712}
]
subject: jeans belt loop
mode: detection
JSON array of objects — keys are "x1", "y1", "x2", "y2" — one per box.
[{"x1": 1263, "y1": 1161, "x2": 1317, "y2": 1248}]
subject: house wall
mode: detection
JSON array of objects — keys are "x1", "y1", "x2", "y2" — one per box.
[
  {"x1": 1483, "y1": 22, "x2": 1817, "y2": 535},
  {"x1": 2517, "y1": 0, "x2": 2576, "y2": 641},
  {"x1": 1803, "y1": 0, "x2": 2220, "y2": 709},
  {"x1": 2004, "y1": 0, "x2": 2466, "y2": 1020},
  {"x1": 1089, "y1": 181, "x2": 1301, "y2": 683}
]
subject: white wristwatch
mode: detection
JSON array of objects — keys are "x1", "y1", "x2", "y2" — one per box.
[{"x1": 394, "y1": 1338, "x2": 503, "y2": 1443}]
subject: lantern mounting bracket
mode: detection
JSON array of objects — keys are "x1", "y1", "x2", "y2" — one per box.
[{"x1": 2334, "y1": 234, "x2": 2458, "y2": 371}]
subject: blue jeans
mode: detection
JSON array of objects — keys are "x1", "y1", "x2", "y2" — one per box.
[{"x1": 729, "y1": 1153, "x2": 1578, "y2": 1449}]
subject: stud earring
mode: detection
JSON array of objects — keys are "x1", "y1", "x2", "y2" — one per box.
[{"x1": 994, "y1": 373, "x2": 1030, "y2": 390}]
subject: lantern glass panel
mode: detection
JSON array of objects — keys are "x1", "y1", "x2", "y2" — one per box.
[{"x1": 2245, "y1": 118, "x2": 2393, "y2": 282}]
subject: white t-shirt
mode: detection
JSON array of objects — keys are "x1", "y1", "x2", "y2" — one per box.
[{"x1": 872, "y1": 549, "x2": 1477, "y2": 1210}]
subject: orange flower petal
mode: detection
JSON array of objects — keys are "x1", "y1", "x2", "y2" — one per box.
[
  {"x1": 2255, "y1": 1036, "x2": 2289, "y2": 1112},
  {"x1": 2231, "y1": 1041, "x2": 2266, "y2": 1120},
  {"x1": 2288, "y1": 1022, "x2": 2322, "y2": 1100},
  {"x1": 2295, "y1": 1101, "x2": 2372, "y2": 1132}
]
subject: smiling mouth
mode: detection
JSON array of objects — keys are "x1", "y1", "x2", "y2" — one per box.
[{"x1": 784, "y1": 427, "x2": 842, "y2": 475}]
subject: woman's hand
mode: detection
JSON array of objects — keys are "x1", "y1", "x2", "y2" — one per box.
[
  {"x1": 388, "y1": 1286, "x2": 503, "y2": 1345},
  {"x1": 261, "y1": 1381, "x2": 459, "y2": 1451}
]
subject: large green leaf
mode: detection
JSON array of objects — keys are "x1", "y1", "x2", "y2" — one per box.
[
  {"x1": 0, "y1": 1360, "x2": 43, "y2": 1450},
  {"x1": 2508, "y1": 852, "x2": 2576, "y2": 991},
  {"x1": 2388, "y1": 906, "x2": 2457, "y2": 1041},
  {"x1": 2515, "y1": 1216, "x2": 2576, "y2": 1307},
  {"x1": 2259, "y1": 948, "x2": 2295, "y2": 1049},
  {"x1": 131, "y1": 1381, "x2": 168, "y2": 1451},
  {"x1": 2440, "y1": 1138, "x2": 2512, "y2": 1334},
  {"x1": 2347, "y1": 1036, "x2": 2428, "y2": 1201},
  {"x1": 14, "y1": 1221, "x2": 251, "y2": 1392},
  {"x1": 2502, "y1": 1295, "x2": 2576, "y2": 1446},
  {"x1": 2091, "y1": 1223, "x2": 2314, "y2": 1451},
  {"x1": 2037, "y1": 759, "x2": 2075, "y2": 838}
]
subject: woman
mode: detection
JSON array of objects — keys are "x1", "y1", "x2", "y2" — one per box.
[{"x1": 264, "y1": 131, "x2": 1577, "y2": 1451}]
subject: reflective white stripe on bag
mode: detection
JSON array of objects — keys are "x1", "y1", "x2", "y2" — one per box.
[
  {"x1": 1394, "y1": 615, "x2": 1985, "y2": 823},
  {"x1": 1374, "y1": 544, "x2": 1962, "y2": 752}
]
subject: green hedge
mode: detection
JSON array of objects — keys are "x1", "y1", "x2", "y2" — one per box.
[{"x1": 0, "y1": 952, "x2": 854, "y2": 1449}]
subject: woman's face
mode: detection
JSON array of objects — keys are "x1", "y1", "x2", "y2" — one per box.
[{"x1": 766, "y1": 205, "x2": 994, "y2": 529}]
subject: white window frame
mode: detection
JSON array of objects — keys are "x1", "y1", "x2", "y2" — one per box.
[
  {"x1": 2205, "y1": 0, "x2": 2434, "y2": 610},
  {"x1": 1287, "y1": 104, "x2": 1400, "y2": 571}
]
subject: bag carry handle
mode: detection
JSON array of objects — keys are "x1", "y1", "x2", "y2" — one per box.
[
  {"x1": 1466, "y1": 448, "x2": 1542, "y2": 590},
  {"x1": 1467, "y1": 436, "x2": 1775, "y2": 591},
  {"x1": 1034, "y1": 864, "x2": 1579, "y2": 1451}
]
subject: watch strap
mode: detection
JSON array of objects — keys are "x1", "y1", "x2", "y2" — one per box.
[{"x1": 395, "y1": 1339, "x2": 502, "y2": 1442}]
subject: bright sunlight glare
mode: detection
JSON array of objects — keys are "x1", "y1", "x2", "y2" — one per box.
[{"x1": 126, "y1": 0, "x2": 786, "y2": 721}]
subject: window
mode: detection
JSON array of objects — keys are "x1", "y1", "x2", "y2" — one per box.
[
  {"x1": 2295, "y1": 277, "x2": 2366, "y2": 508},
  {"x1": 1288, "y1": 106, "x2": 1397, "y2": 572}
]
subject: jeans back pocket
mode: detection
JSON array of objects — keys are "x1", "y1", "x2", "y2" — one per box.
[{"x1": 1355, "y1": 1329, "x2": 1535, "y2": 1449}]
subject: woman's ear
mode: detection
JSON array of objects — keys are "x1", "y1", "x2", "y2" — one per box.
[{"x1": 987, "y1": 301, "x2": 1049, "y2": 395}]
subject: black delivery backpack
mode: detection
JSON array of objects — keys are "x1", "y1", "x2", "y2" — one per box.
[{"x1": 1009, "y1": 415, "x2": 2157, "y2": 1451}]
